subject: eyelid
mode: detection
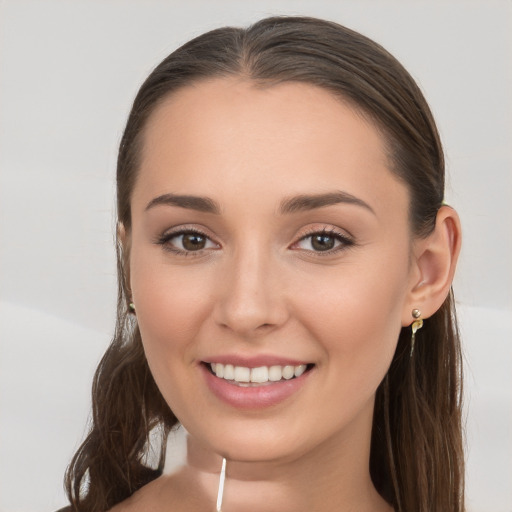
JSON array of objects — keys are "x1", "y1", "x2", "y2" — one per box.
[
  {"x1": 154, "y1": 225, "x2": 221, "y2": 255},
  {"x1": 153, "y1": 223, "x2": 354, "y2": 256},
  {"x1": 290, "y1": 226, "x2": 355, "y2": 255}
]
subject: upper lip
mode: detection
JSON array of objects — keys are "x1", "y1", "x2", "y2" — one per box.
[{"x1": 203, "y1": 354, "x2": 311, "y2": 368}]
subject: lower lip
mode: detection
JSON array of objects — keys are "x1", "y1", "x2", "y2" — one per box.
[{"x1": 201, "y1": 364, "x2": 312, "y2": 409}]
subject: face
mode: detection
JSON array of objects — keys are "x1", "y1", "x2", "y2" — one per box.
[{"x1": 127, "y1": 78, "x2": 415, "y2": 465}]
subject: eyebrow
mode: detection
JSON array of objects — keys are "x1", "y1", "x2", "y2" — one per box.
[
  {"x1": 144, "y1": 190, "x2": 375, "y2": 216},
  {"x1": 279, "y1": 191, "x2": 375, "y2": 215},
  {"x1": 145, "y1": 193, "x2": 221, "y2": 214}
]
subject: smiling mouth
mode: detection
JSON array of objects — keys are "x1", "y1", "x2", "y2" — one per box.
[{"x1": 204, "y1": 362, "x2": 314, "y2": 387}]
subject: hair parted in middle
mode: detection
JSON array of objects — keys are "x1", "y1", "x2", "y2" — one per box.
[{"x1": 65, "y1": 16, "x2": 464, "y2": 512}]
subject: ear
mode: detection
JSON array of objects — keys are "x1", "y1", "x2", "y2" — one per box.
[{"x1": 402, "y1": 206, "x2": 462, "y2": 325}]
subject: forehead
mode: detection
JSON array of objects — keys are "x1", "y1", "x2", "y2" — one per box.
[
  {"x1": 134, "y1": 78, "x2": 407, "y2": 216},
  {"x1": 141, "y1": 78, "x2": 385, "y2": 165}
]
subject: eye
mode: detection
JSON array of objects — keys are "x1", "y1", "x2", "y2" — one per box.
[
  {"x1": 156, "y1": 229, "x2": 219, "y2": 254},
  {"x1": 293, "y1": 228, "x2": 354, "y2": 253}
]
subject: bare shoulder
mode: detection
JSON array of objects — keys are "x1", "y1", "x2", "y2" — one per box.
[
  {"x1": 108, "y1": 471, "x2": 202, "y2": 512},
  {"x1": 108, "y1": 476, "x2": 169, "y2": 512},
  {"x1": 54, "y1": 481, "x2": 167, "y2": 512}
]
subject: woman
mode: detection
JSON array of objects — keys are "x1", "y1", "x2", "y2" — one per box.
[{"x1": 62, "y1": 16, "x2": 464, "y2": 512}]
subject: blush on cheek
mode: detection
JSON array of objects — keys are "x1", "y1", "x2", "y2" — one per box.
[
  {"x1": 296, "y1": 273, "x2": 404, "y2": 377},
  {"x1": 134, "y1": 262, "x2": 213, "y2": 336}
]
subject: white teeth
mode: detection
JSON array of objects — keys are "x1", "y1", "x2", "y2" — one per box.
[
  {"x1": 223, "y1": 364, "x2": 234, "y2": 380},
  {"x1": 294, "y1": 364, "x2": 306, "y2": 377},
  {"x1": 268, "y1": 365, "x2": 282, "y2": 381},
  {"x1": 282, "y1": 365, "x2": 295, "y2": 380},
  {"x1": 250, "y1": 366, "x2": 269, "y2": 383},
  {"x1": 234, "y1": 366, "x2": 251, "y2": 382},
  {"x1": 210, "y1": 362, "x2": 309, "y2": 384}
]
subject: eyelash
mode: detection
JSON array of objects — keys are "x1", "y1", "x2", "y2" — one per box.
[
  {"x1": 155, "y1": 227, "x2": 217, "y2": 257},
  {"x1": 293, "y1": 227, "x2": 355, "y2": 256},
  {"x1": 154, "y1": 226, "x2": 355, "y2": 257}
]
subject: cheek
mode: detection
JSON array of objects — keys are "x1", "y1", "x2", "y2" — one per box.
[
  {"x1": 293, "y1": 252, "x2": 409, "y2": 384},
  {"x1": 130, "y1": 250, "x2": 215, "y2": 362},
  {"x1": 129, "y1": 255, "x2": 219, "y2": 420}
]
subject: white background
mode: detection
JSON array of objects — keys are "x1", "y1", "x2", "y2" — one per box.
[{"x1": 0, "y1": 1, "x2": 511, "y2": 511}]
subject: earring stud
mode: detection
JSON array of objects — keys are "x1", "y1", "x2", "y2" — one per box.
[
  {"x1": 129, "y1": 302, "x2": 136, "y2": 313},
  {"x1": 410, "y1": 308, "x2": 423, "y2": 357}
]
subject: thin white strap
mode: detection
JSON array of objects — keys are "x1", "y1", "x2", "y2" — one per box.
[{"x1": 216, "y1": 457, "x2": 227, "y2": 512}]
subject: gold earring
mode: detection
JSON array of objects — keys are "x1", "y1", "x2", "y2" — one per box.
[
  {"x1": 129, "y1": 302, "x2": 136, "y2": 313},
  {"x1": 410, "y1": 308, "x2": 423, "y2": 357}
]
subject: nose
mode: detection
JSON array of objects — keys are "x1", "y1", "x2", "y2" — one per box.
[{"x1": 213, "y1": 245, "x2": 289, "y2": 337}]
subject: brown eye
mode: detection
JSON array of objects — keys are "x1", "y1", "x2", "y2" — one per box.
[
  {"x1": 293, "y1": 229, "x2": 354, "y2": 254},
  {"x1": 311, "y1": 234, "x2": 336, "y2": 251},
  {"x1": 157, "y1": 229, "x2": 218, "y2": 254},
  {"x1": 182, "y1": 233, "x2": 207, "y2": 251}
]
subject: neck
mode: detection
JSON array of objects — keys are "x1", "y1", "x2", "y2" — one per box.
[{"x1": 168, "y1": 402, "x2": 391, "y2": 512}]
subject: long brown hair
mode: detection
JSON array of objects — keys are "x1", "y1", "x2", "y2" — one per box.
[{"x1": 65, "y1": 16, "x2": 464, "y2": 511}]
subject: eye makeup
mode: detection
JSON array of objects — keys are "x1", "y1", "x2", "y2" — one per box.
[
  {"x1": 154, "y1": 226, "x2": 220, "y2": 256},
  {"x1": 291, "y1": 226, "x2": 355, "y2": 256},
  {"x1": 153, "y1": 223, "x2": 356, "y2": 258}
]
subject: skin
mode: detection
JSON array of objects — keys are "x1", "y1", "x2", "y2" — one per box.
[{"x1": 115, "y1": 78, "x2": 461, "y2": 511}]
